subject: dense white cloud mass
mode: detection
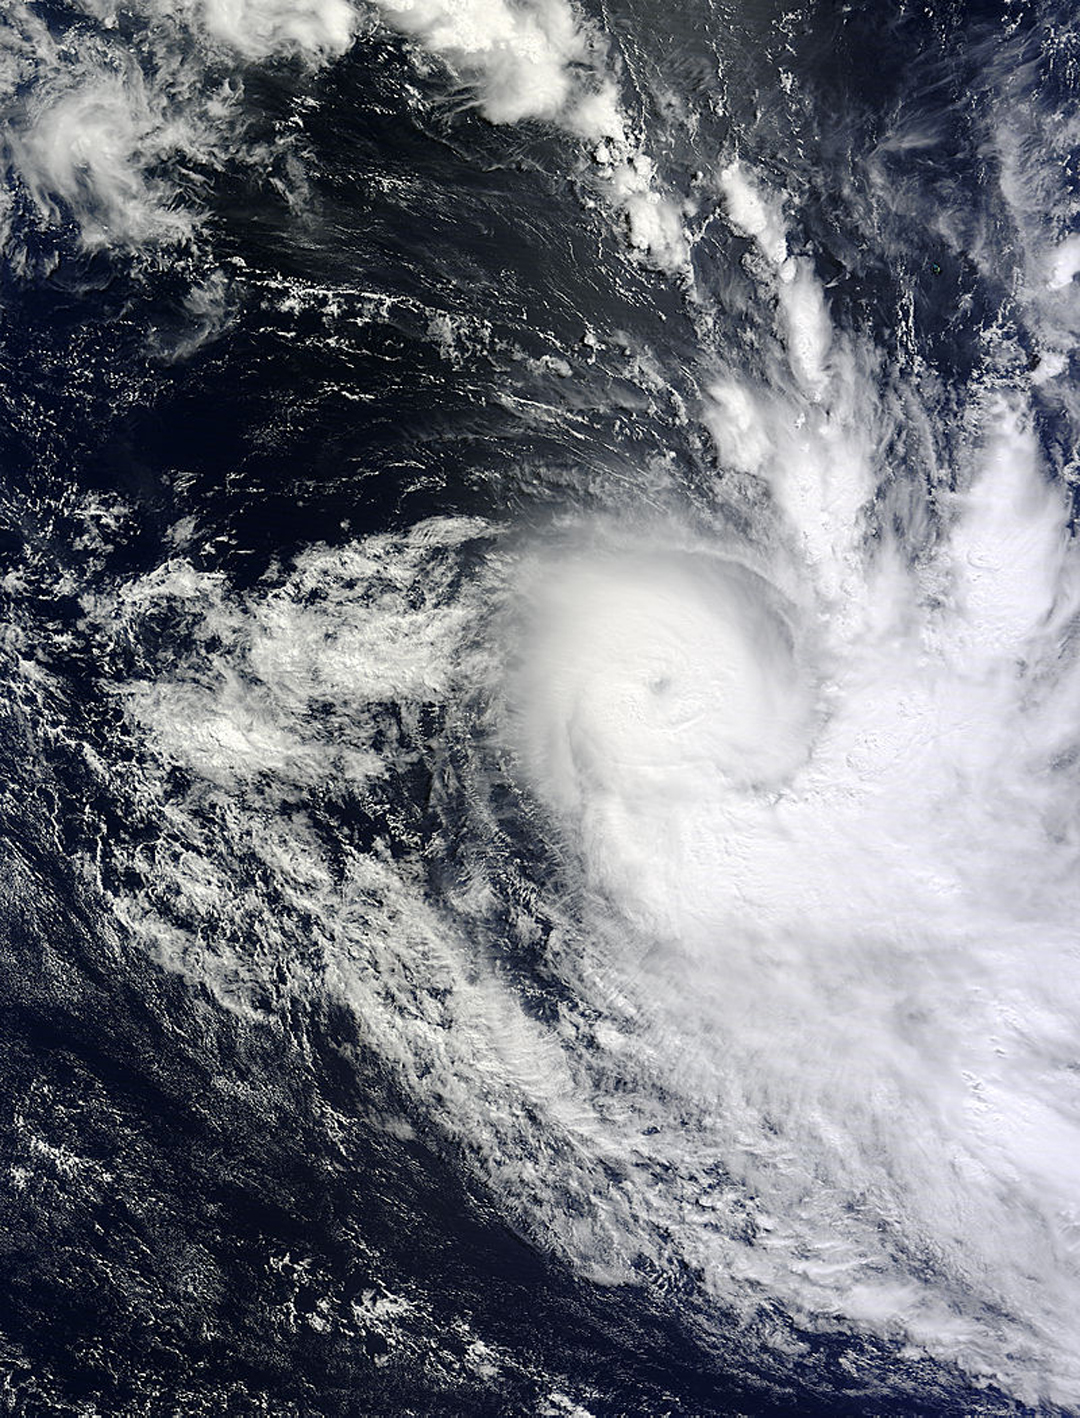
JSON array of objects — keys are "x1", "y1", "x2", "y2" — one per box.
[
  {"x1": 512, "y1": 545, "x2": 814, "y2": 821},
  {"x1": 373, "y1": 0, "x2": 588, "y2": 123},
  {"x1": 198, "y1": 0, "x2": 361, "y2": 58},
  {"x1": 69, "y1": 186, "x2": 1080, "y2": 1404}
]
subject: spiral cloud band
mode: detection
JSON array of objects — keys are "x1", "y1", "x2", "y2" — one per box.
[
  {"x1": 8, "y1": 0, "x2": 1080, "y2": 1401},
  {"x1": 94, "y1": 343, "x2": 1080, "y2": 1411}
]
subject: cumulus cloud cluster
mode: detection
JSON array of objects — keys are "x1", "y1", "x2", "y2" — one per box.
[{"x1": 1, "y1": 0, "x2": 689, "y2": 270}]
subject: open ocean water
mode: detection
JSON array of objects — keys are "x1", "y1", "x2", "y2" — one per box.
[{"x1": 2, "y1": 0, "x2": 1080, "y2": 1414}]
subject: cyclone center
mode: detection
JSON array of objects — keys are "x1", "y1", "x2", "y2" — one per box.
[{"x1": 514, "y1": 547, "x2": 812, "y2": 820}]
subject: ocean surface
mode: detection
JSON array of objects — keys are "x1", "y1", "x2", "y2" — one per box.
[{"x1": 2, "y1": 0, "x2": 1080, "y2": 1413}]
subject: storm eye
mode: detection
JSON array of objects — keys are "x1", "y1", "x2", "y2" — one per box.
[{"x1": 511, "y1": 545, "x2": 814, "y2": 823}]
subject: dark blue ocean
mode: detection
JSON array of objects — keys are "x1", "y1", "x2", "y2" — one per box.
[{"x1": 2, "y1": 0, "x2": 1079, "y2": 1413}]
